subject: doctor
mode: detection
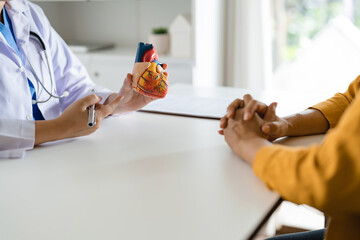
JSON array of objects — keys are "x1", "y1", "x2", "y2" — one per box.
[{"x1": 0, "y1": 0, "x2": 166, "y2": 158}]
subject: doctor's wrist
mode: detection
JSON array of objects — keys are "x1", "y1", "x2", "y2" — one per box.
[{"x1": 35, "y1": 118, "x2": 67, "y2": 145}]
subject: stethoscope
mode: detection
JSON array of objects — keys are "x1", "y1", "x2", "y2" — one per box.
[{"x1": 28, "y1": 31, "x2": 69, "y2": 104}]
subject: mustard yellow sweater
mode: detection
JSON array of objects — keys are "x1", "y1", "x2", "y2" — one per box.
[{"x1": 253, "y1": 76, "x2": 360, "y2": 240}]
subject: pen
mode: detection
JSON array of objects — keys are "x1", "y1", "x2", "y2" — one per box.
[{"x1": 87, "y1": 89, "x2": 96, "y2": 127}]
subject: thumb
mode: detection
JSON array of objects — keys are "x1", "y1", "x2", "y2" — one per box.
[
  {"x1": 122, "y1": 73, "x2": 133, "y2": 92},
  {"x1": 162, "y1": 63, "x2": 168, "y2": 70},
  {"x1": 81, "y1": 94, "x2": 102, "y2": 110},
  {"x1": 109, "y1": 94, "x2": 124, "y2": 106},
  {"x1": 103, "y1": 95, "x2": 124, "y2": 116},
  {"x1": 262, "y1": 122, "x2": 280, "y2": 136},
  {"x1": 264, "y1": 102, "x2": 277, "y2": 122}
]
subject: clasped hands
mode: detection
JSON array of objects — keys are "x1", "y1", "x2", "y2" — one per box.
[{"x1": 218, "y1": 94, "x2": 290, "y2": 165}]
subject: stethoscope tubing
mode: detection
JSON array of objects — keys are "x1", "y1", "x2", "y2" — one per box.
[
  {"x1": 30, "y1": 31, "x2": 46, "y2": 50},
  {"x1": 28, "y1": 31, "x2": 68, "y2": 104}
]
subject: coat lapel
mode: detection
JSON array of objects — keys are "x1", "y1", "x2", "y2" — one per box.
[{"x1": 5, "y1": 1, "x2": 31, "y2": 65}]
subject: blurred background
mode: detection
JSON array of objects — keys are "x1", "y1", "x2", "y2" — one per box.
[
  {"x1": 33, "y1": 0, "x2": 360, "y2": 238},
  {"x1": 36, "y1": 0, "x2": 360, "y2": 95}
]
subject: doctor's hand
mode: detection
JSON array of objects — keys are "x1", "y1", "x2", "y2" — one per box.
[
  {"x1": 223, "y1": 108, "x2": 271, "y2": 165},
  {"x1": 35, "y1": 94, "x2": 123, "y2": 145},
  {"x1": 105, "y1": 64, "x2": 168, "y2": 114},
  {"x1": 219, "y1": 94, "x2": 290, "y2": 141}
]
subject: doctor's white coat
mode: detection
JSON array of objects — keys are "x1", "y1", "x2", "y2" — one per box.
[{"x1": 0, "y1": 0, "x2": 111, "y2": 158}]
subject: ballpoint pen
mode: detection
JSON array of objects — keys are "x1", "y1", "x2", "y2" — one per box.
[{"x1": 87, "y1": 89, "x2": 96, "y2": 127}]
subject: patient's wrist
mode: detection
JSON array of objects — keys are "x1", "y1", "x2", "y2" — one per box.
[{"x1": 239, "y1": 137, "x2": 271, "y2": 166}]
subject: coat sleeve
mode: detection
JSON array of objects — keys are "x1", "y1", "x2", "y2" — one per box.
[
  {"x1": 0, "y1": 119, "x2": 35, "y2": 159},
  {"x1": 29, "y1": 3, "x2": 112, "y2": 112},
  {"x1": 253, "y1": 87, "x2": 360, "y2": 216}
]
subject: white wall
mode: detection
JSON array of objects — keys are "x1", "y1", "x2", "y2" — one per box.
[
  {"x1": 228, "y1": 0, "x2": 272, "y2": 89},
  {"x1": 36, "y1": 0, "x2": 192, "y2": 48},
  {"x1": 193, "y1": 0, "x2": 225, "y2": 87},
  {"x1": 193, "y1": 0, "x2": 273, "y2": 88},
  {"x1": 35, "y1": 1, "x2": 194, "y2": 89}
]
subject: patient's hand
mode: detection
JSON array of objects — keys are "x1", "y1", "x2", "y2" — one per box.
[
  {"x1": 223, "y1": 108, "x2": 270, "y2": 165},
  {"x1": 219, "y1": 94, "x2": 289, "y2": 141}
]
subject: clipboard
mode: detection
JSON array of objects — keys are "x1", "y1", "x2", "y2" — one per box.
[{"x1": 139, "y1": 94, "x2": 234, "y2": 120}]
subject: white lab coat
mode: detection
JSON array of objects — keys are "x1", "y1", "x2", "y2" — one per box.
[{"x1": 0, "y1": 0, "x2": 112, "y2": 158}]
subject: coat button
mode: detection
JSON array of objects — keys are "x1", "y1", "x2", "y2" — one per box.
[
  {"x1": 19, "y1": 66, "x2": 25, "y2": 73},
  {"x1": 26, "y1": 115, "x2": 33, "y2": 120}
]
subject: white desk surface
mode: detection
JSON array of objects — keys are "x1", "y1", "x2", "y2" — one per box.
[
  {"x1": 0, "y1": 85, "x2": 325, "y2": 240},
  {"x1": 166, "y1": 84, "x2": 333, "y2": 117}
]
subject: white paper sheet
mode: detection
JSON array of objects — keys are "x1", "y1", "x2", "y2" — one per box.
[{"x1": 139, "y1": 94, "x2": 234, "y2": 119}]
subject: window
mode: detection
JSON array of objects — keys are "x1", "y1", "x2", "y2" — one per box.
[
  {"x1": 271, "y1": 0, "x2": 360, "y2": 68},
  {"x1": 353, "y1": 0, "x2": 360, "y2": 26},
  {"x1": 270, "y1": 0, "x2": 360, "y2": 93}
]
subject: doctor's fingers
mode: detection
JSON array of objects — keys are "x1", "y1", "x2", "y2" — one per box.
[
  {"x1": 121, "y1": 73, "x2": 133, "y2": 93},
  {"x1": 96, "y1": 95, "x2": 124, "y2": 118},
  {"x1": 80, "y1": 94, "x2": 102, "y2": 111},
  {"x1": 226, "y1": 99, "x2": 244, "y2": 118}
]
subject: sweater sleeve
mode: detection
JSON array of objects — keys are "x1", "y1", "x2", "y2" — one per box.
[
  {"x1": 310, "y1": 76, "x2": 360, "y2": 128},
  {"x1": 253, "y1": 87, "x2": 360, "y2": 216}
]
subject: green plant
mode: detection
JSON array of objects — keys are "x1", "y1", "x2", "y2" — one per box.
[{"x1": 152, "y1": 27, "x2": 168, "y2": 34}]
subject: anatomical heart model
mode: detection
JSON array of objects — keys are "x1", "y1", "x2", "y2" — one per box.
[{"x1": 132, "y1": 42, "x2": 169, "y2": 98}]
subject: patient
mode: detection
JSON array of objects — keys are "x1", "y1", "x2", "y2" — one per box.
[{"x1": 219, "y1": 76, "x2": 360, "y2": 240}]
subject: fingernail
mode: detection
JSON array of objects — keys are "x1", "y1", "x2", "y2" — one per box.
[
  {"x1": 263, "y1": 125, "x2": 270, "y2": 132},
  {"x1": 244, "y1": 112, "x2": 250, "y2": 120},
  {"x1": 157, "y1": 65, "x2": 164, "y2": 73}
]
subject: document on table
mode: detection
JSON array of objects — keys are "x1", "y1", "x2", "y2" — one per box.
[{"x1": 139, "y1": 94, "x2": 234, "y2": 119}]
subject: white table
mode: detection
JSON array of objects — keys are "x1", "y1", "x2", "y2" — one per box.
[
  {"x1": 0, "y1": 85, "x2": 325, "y2": 240},
  {"x1": 162, "y1": 84, "x2": 333, "y2": 118}
]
